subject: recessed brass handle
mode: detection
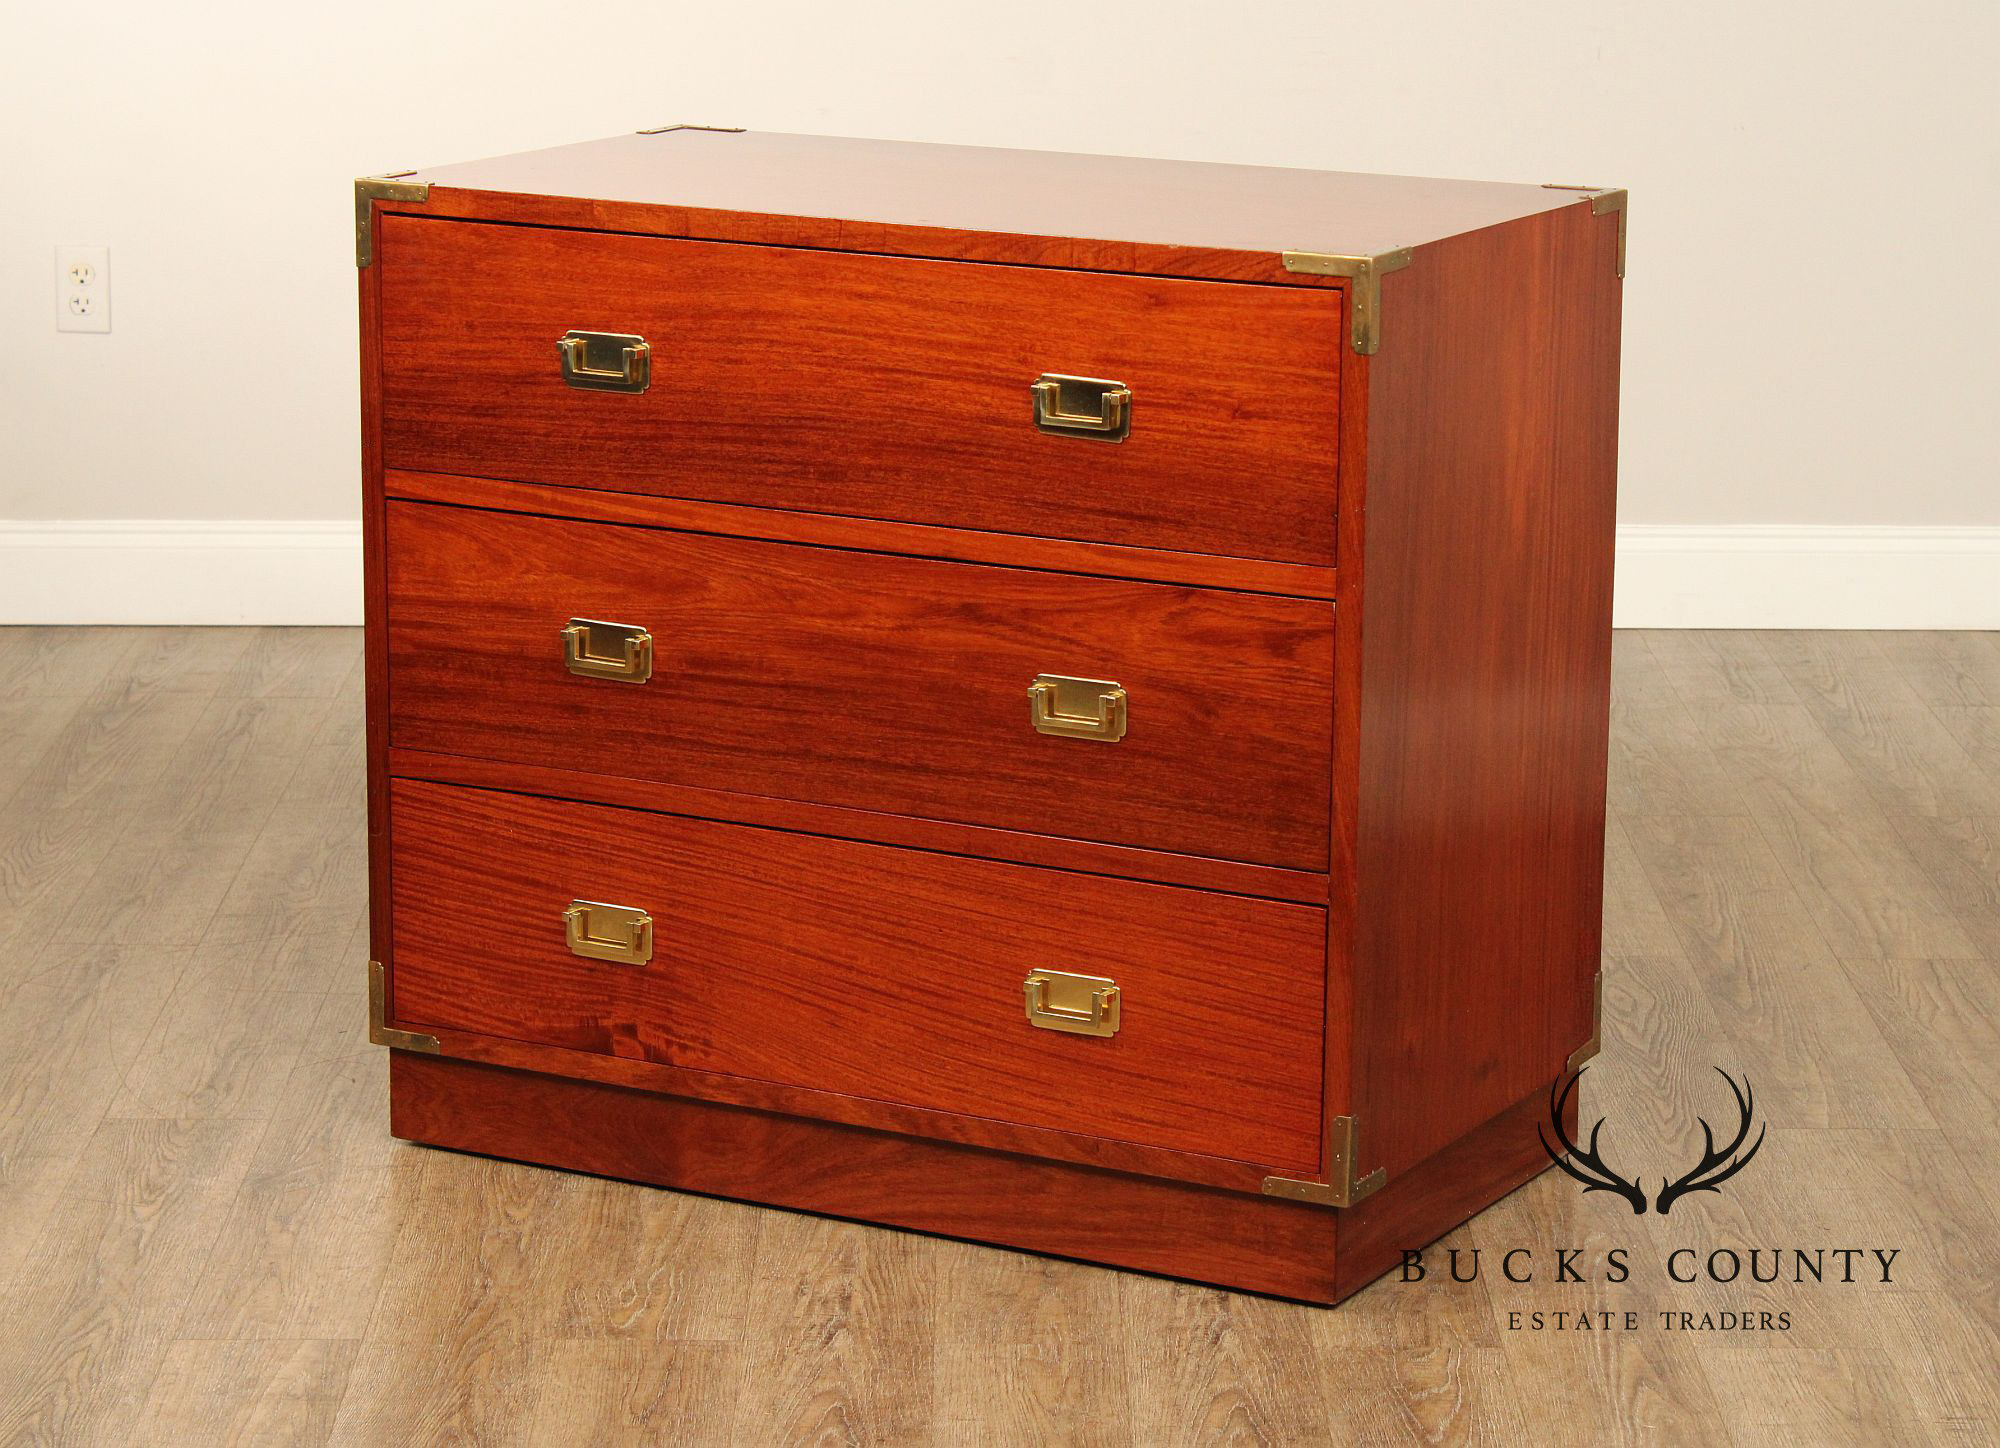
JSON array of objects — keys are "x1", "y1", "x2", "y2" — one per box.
[
  {"x1": 1024, "y1": 970, "x2": 1120, "y2": 1037},
  {"x1": 558, "y1": 330, "x2": 651, "y2": 393},
  {"x1": 563, "y1": 618, "x2": 652, "y2": 683},
  {"x1": 565, "y1": 899, "x2": 654, "y2": 965},
  {"x1": 1028, "y1": 674, "x2": 1127, "y2": 742},
  {"x1": 1031, "y1": 373, "x2": 1131, "y2": 441}
]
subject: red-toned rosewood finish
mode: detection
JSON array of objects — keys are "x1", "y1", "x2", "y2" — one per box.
[
  {"x1": 359, "y1": 129, "x2": 1622, "y2": 1304},
  {"x1": 379, "y1": 218, "x2": 1342, "y2": 564},
  {"x1": 390, "y1": 778, "x2": 1326, "y2": 1173},
  {"x1": 385, "y1": 500, "x2": 1334, "y2": 870},
  {"x1": 383, "y1": 469, "x2": 1339, "y2": 601},
  {"x1": 1340, "y1": 199, "x2": 1621, "y2": 1186},
  {"x1": 386, "y1": 744, "x2": 1331, "y2": 906}
]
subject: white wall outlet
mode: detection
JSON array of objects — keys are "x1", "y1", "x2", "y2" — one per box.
[{"x1": 56, "y1": 244, "x2": 111, "y2": 333}]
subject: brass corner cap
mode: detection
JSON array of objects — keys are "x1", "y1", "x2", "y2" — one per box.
[
  {"x1": 354, "y1": 174, "x2": 431, "y2": 268},
  {"x1": 1260, "y1": 1113, "x2": 1386, "y2": 1207},
  {"x1": 368, "y1": 960, "x2": 440, "y2": 1053},
  {"x1": 1542, "y1": 184, "x2": 1627, "y2": 277},
  {"x1": 1566, "y1": 969, "x2": 1605, "y2": 1073},
  {"x1": 1279, "y1": 248, "x2": 1414, "y2": 357},
  {"x1": 1261, "y1": 1169, "x2": 1387, "y2": 1208},
  {"x1": 1281, "y1": 247, "x2": 1415, "y2": 278},
  {"x1": 1542, "y1": 181, "x2": 1625, "y2": 201}
]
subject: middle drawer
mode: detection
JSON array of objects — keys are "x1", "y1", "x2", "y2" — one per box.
[{"x1": 386, "y1": 501, "x2": 1334, "y2": 870}]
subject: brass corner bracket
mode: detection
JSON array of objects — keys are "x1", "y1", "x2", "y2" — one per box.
[
  {"x1": 1279, "y1": 248, "x2": 1414, "y2": 357},
  {"x1": 1566, "y1": 969, "x2": 1604, "y2": 1073},
  {"x1": 368, "y1": 960, "x2": 440, "y2": 1053},
  {"x1": 354, "y1": 174, "x2": 431, "y2": 268},
  {"x1": 1262, "y1": 1114, "x2": 1386, "y2": 1208},
  {"x1": 637, "y1": 123, "x2": 747, "y2": 135},
  {"x1": 1543, "y1": 184, "x2": 1628, "y2": 279}
]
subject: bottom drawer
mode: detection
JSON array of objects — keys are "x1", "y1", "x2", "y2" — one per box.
[{"x1": 388, "y1": 778, "x2": 1326, "y2": 1172}]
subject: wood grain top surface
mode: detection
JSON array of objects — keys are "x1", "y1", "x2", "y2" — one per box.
[{"x1": 401, "y1": 128, "x2": 1583, "y2": 260}]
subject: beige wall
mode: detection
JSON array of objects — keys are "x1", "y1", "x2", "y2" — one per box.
[{"x1": 3, "y1": 0, "x2": 1996, "y2": 529}]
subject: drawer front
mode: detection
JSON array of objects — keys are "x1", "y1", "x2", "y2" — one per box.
[
  {"x1": 386, "y1": 502, "x2": 1333, "y2": 870},
  {"x1": 377, "y1": 217, "x2": 1340, "y2": 566},
  {"x1": 388, "y1": 779, "x2": 1326, "y2": 1171}
]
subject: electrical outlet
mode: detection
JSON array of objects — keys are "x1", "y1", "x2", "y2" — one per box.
[{"x1": 56, "y1": 244, "x2": 111, "y2": 333}]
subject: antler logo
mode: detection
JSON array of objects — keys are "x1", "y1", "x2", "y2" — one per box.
[
  {"x1": 1539, "y1": 1069, "x2": 1648, "y2": 1213},
  {"x1": 1539, "y1": 1067, "x2": 1766, "y2": 1215},
  {"x1": 1653, "y1": 1070, "x2": 1766, "y2": 1215}
]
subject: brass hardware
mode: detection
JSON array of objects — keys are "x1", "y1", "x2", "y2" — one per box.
[
  {"x1": 354, "y1": 174, "x2": 430, "y2": 268},
  {"x1": 1542, "y1": 184, "x2": 1628, "y2": 279},
  {"x1": 1023, "y1": 969, "x2": 1120, "y2": 1037},
  {"x1": 1030, "y1": 374, "x2": 1132, "y2": 441},
  {"x1": 637, "y1": 123, "x2": 748, "y2": 134},
  {"x1": 1592, "y1": 190, "x2": 1628, "y2": 280},
  {"x1": 1028, "y1": 674, "x2": 1127, "y2": 742},
  {"x1": 1567, "y1": 969, "x2": 1604, "y2": 1072},
  {"x1": 562, "y1": 618, "x2": 653, "y2": 683},
  {"x1": 558, "y1": 331, "x2": 651, "y2": 394},
  {"x1": 368, "y1": 960, "x2": 440, "y2": 1053},
  {"x1": 564, "y1": 900, "x2": 655, "y2": 965},
  {"x1": 1262, "y1": 1115, "x2": 1384, "y2": 1208},
  {"x1": 1280, "y1": 248, "x2": 1413, "y2": 356}
]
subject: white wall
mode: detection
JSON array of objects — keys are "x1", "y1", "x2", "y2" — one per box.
[{"x1": 3, "y1": 1, "x2": 1997, "y2": 623}]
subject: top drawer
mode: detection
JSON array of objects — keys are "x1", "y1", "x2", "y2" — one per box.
[{"x1": 376, "y1": 218, "x2": 1341, "y2": 566}]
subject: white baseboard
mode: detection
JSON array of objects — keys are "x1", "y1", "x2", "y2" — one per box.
[
  {"x1": 0, "y1": 521, "x2": 362, "y2": 626},
  {"x1": 1611, "y1": 525, "x2": 2000, "y2": 629},
  {"x1": 0, "y1": 520, "x2": 1994, "y2": 629}
]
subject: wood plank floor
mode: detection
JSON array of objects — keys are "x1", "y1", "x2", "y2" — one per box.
[{"x1": 0, "y1": 626, "x2": 1995, "y2": 1445}]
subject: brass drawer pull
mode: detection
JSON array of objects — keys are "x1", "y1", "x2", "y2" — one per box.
[
  {"x1": 1031, "y1": 373, "x2": 1131, "y2": 441},
  {"x1": 558, "y1": 330, "x2": 651, "y2": 393},
  {"x1": 562, "y1": 618, "x2": 653, "y2": 683},
  {"x1": 1028, "y1": 674, "x2": 1127, "y2": 742},
  {"x1": 564, "y1": 899, "x2": 654, "y2": 965},
  {"x1": 1024, "y1": 969, "x2": 1120, "y2": 1037}
]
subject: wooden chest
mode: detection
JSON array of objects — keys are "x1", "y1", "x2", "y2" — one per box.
[{"x1": 356, "y1": 129, "x2": 1622, "y2": 1304}]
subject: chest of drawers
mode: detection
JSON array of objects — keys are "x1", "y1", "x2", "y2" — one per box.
[{"x1": 356, "y1": 129, "x2": 1622, "y2": 1305}]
